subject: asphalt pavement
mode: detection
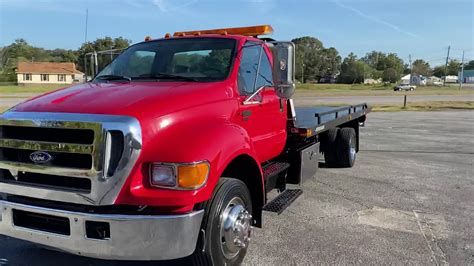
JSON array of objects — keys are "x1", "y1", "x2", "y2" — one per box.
[{"x1": 0, "y1": 111, "x2": 473, "y2": 265}]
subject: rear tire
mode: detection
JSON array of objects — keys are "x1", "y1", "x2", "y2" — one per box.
[
  {"x1": 322, "y1": 128, "x2": 339, "y2": 166},
  {"x1": 191, "y1": 178, "x2": 253, "y2": 266},
  {"x1": 336, "y1": 128, "x2": 357, "y2": 167}
]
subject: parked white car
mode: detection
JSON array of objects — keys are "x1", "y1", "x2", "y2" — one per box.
[{"x1": 394, "y1": 84, "x2": 416, "y2": 91}]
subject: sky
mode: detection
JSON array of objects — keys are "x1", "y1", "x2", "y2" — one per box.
[{"x1": 0, "y1": 0, "x2": 472, "y2": 66}]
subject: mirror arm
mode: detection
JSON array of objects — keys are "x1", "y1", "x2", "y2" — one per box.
[{"x1": 243, "y1": 86, "x2": 266, "y2": 105}]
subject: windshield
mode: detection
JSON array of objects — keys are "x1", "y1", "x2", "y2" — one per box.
[{"x1": 95, "y1": 38, "x2": 236, "y2": 82}]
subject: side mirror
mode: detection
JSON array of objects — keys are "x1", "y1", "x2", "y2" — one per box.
[{"x1": 271, "y1": 41, "x2": 296, "y2": 99}]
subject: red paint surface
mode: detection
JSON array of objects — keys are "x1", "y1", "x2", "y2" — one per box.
[{"x1": 12, "y1": 35, "x2": 287, "y2": 212}]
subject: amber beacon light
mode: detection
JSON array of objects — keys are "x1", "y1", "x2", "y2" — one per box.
[{"x1": 173, "y1": 25, "x2": 274, "y2": 37}]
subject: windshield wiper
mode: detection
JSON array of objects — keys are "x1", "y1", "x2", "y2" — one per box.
[
  {"x1": 136, "y1": 73, "x2": 199, "y2": 82},
  {"x1": 95, "y1": 75, "x2": 131, "y2": 82}
]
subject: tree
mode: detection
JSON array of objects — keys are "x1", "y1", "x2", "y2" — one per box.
[
  {"x1": 361, "y1": 51, "x2": 404, "y2": 75},
  {"x1": 0, "y1": 37, "x2": 132, "y2": 81},
  {"x1": 432, "y1": 65, "x2": 445, "y2": 77},
  {"x1": 361, "y1": 51, "x2": 385, "y2": 70},
  {"x1": 319, "y1": 47, "x2": 341, "y2": 78},
  {"x1": 431, "y1": 60, "x2": 461, "y2": 78},
  {"x1": 412, "y1": 59, "x2": 431, "y2": 76},
  {"x1": 292, "y1": 36, "x2": 341, "y2": 82},
  {"x1": 50, "y1": 49, "x2": 79, "y2": 63},
  {"x1": 338, "y1": 53, "x2": 371, "y2": 84},
  {"x1": 4, "y1": 39, "x2": 52, "y2": 63},
  {"x1": 382, "y1": 68, "x2": 399, "y2": 83},
  {"x1": 384, "y1": 53, "x2": 404, "y2": 74},
  {"x1": 0, "y1": 39, "x2": 55, "y2": 82},
  {"x1": 403, "y1": 64, "x2": 411, "y2": 75},
  {"x1": 446, "y1": 59, "x2": 460, "y2": 75},
  {"x1": 77, "y1": 37, "x2": 132, "y2": 73}
]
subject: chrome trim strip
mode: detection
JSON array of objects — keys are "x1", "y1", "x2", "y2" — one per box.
[
  {"x1": 0, "y1": 200, "x2": 204, "y2": 260},
  {"x1": 0, "y1": 161, "x2": 94, "y2": 178},
  {"x1": 0, "y1": 112, "x2": 142, "y2": 205},
  {"x1": 0, "y1": 139, "x2": 94, "y2": 154}
]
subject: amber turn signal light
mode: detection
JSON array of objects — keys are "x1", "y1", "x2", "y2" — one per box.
[{"x1": 177, "y1": 162, "x2": 210, "y2": 189}]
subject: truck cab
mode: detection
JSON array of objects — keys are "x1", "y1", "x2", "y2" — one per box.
[{"x1": 0, "y1": 25, "x2": 369, "y2": 265}]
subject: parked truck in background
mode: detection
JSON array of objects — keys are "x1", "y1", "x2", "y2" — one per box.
[{"x1": 0, "y1": 25, "x2": 370, "y2": 265}]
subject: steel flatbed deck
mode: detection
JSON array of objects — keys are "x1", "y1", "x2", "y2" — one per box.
[{"x1": 292, "y1": 103, "x2": 371, "y2": 135}]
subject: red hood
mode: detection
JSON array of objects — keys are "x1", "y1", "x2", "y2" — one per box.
[{"x1": 12, "y1": 81, "x2": 234, "y2": 118}]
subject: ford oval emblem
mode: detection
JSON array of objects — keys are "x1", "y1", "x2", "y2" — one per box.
[{"x1": 29, "y1": 151, "x2": 53, "y2": 164}]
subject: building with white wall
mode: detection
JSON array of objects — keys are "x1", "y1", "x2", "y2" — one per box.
[{"x1": 16, "y1": 62, "x2": 84, "y2": 85}]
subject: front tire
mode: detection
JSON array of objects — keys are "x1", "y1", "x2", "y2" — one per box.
[{"x1": 191, "y1": 178, "x2": 253, "y2": 266}]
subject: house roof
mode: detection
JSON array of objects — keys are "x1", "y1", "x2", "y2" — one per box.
[{"x1": 16, "y1": 62, "x2": 83, "y2": 74}]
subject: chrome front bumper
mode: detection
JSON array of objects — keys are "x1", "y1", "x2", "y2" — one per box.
[{"x1": 0, "y1": 200, "x2": 204, "y2": 260}]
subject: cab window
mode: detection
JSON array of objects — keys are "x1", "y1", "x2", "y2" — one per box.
[{"x1": 238, "y1": 42, "x2": 273, "y2": 95}]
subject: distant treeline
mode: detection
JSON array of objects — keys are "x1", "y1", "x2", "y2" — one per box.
[
  {"x1": 0, "y1": 36, "x2": 472, "y2": 83},
  {"x1": 0, "y1": 37, "x2": 131, "y2": 82},
  {"x1": 292, "y1": 36, "x2": 470, "y2": 84}
]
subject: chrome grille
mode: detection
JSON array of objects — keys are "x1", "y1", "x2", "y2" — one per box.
[
  {"x1": 0, "y1": 125, "x2": 95, "y2": 144},
  {"x1": 0, "y1": 112, "x2": 142, "y2": 206},
  {"x1": 2, "y1": 147, "x2": 93, "y2": 169}
]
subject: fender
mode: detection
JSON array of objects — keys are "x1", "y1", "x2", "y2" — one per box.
[{"x1": 114, "y1": 112, "x2": 264, "y2": 210}]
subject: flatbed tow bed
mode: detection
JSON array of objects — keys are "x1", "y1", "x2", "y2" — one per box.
[{"x1": 293, "y1": 103, "x2": 371, "y2": 134}]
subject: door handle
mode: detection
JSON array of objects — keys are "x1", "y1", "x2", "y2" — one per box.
[{"x1": 242, "y1": 110, "x2": 252, "y2": 121}]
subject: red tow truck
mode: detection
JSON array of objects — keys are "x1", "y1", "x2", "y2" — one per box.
[{"x1": 0, "y1": 25, "x2": 370, "y2": 265}]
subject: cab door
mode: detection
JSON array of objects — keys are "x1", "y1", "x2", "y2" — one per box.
[{"x1": 236, "y1": 41, "x2": 287, "y2": 162}]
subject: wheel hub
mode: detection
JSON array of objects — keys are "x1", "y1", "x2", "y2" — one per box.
[
  {"x1": 220, "y1": 198, "x2": 253, "y2": 259},
  {"x1": 349, "y1": 138, "x2": 356, "y2": 161}
]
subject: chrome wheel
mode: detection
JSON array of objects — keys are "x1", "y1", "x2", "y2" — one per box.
[
  {"x1": 219, "y1": 197, "x2": 253, "y2": 260},
  {"x1": 349, "y1": 138, "x2": 356, "y2": 162}
]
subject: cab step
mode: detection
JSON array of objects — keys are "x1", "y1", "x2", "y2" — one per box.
[
  {"x1": 263, "y1": 189, "x2": 302, "y2": 214},
  {"x1": 263, "y1": 162, "x2": 290, "y2": 180},
  {"x1": 263, "y1": 162, "x2": 290, "y2": 192}
]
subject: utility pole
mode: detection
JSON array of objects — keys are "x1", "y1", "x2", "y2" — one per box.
[
  {"x1": 84, "y1": 8, "x2": 89, "y2": 80},
  {"x1": 409, "y1": 54, "x2": 412, "y2": 85},
  {"x1": 459, "y1": 50, "x2": 465, "y2": 89},
  {"x1": 84, "y1": 8, "x2": 89, "y2": 44},
  {"x1": 443, "y1": 45, "x2": 450, "y2": 86},
  {"x1": 301, "y1": 63, "x2": 305, "y2": 84}
]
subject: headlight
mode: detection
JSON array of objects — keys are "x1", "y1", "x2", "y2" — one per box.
[
  {"x1": 149, "y1": 161, "x2": 210, "y2": 189},
  {"x1": 150, "y1": 164, "x2": 176, "y2": 187}
]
